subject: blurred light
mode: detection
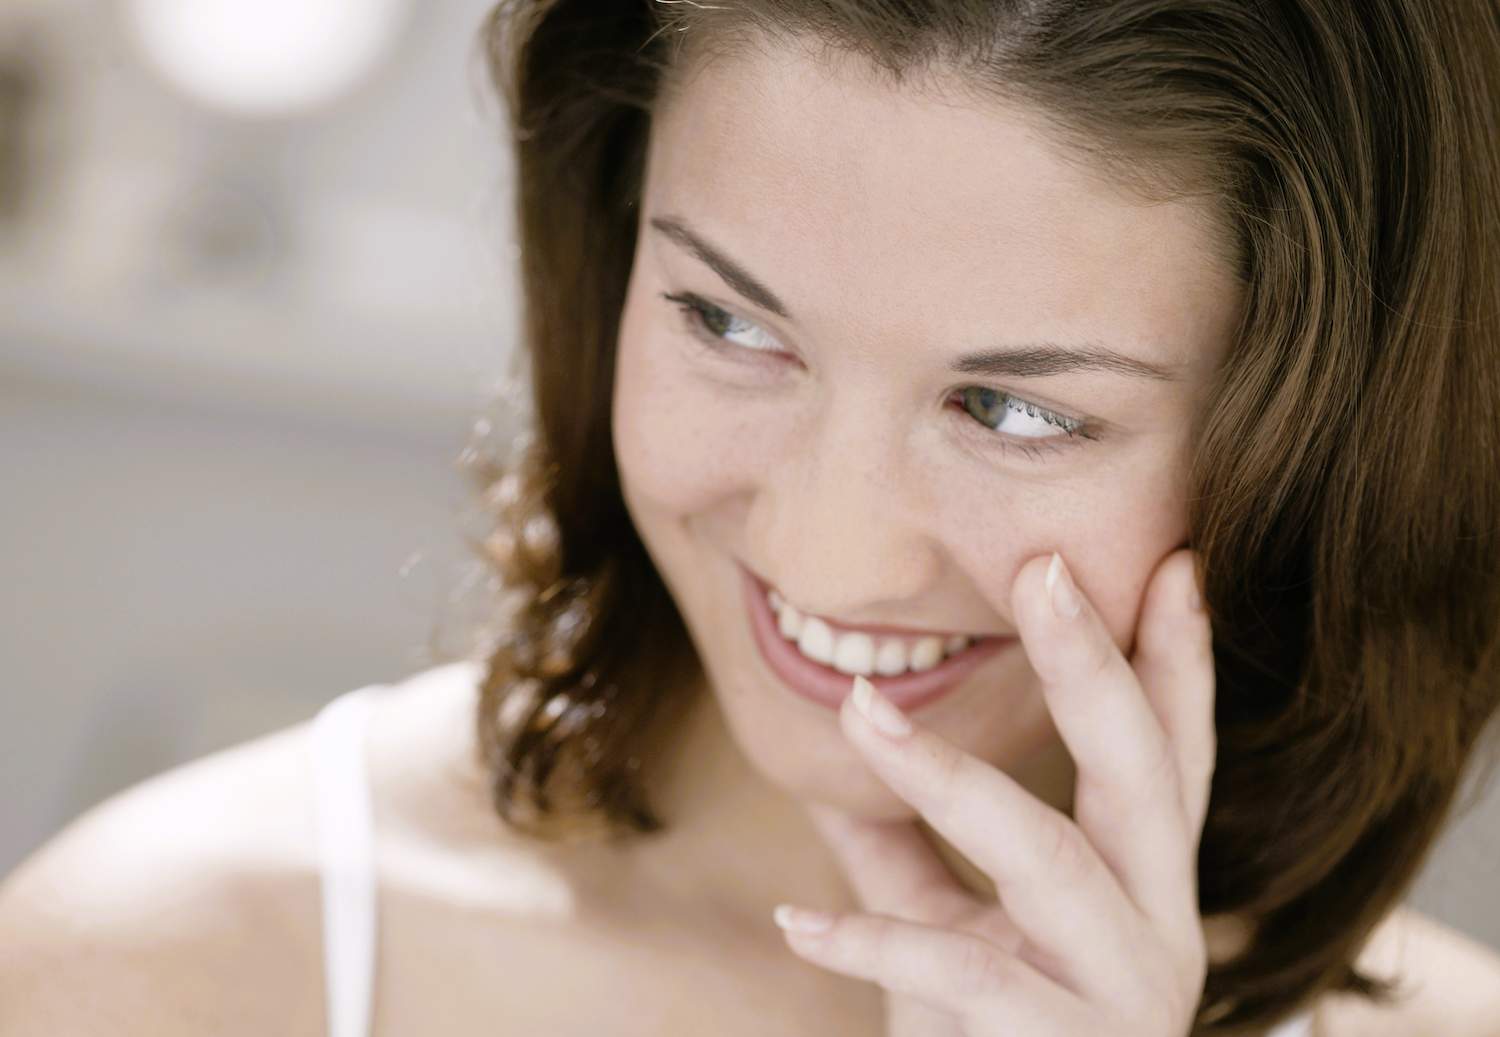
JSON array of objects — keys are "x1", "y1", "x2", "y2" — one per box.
[{"x1": 123, "y1": 0, "x2": 409, "y2": 117}]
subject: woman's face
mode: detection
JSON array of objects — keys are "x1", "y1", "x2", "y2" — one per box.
[{"x1": 612, "y1": 39, "x2": 1243, "y2": 821}]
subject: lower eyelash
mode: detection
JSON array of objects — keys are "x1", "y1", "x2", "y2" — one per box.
[
  {"x1": 999, "y1": 435, "x2": 1057, "y2": 462},
  {"x1": 943, "y1": 397, "x2": 1062, "y2": 462}
]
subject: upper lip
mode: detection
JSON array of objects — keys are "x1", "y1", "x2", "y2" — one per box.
[{"x1": 741, "y1": 561, "x2": 1010, "y2": 642}]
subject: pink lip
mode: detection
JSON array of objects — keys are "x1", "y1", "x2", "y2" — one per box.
[{"x1": 738, "y1": 561, "x2": 1012, "y2": 713}]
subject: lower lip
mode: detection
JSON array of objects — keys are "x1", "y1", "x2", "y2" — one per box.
[{"x1": 739, "y1": 562, "x2": 1012, "y2": 714}]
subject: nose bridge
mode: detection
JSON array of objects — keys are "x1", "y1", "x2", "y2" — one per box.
[{"x1": 752, "y1": 394, "x2": 939, "y2": 610}]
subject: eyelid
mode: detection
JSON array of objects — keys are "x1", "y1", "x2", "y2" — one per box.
[
  {"x1": 966, "y1": 389, "x2": 1084, "y2": 436},
  {"x1": 665, "y1": 289, "x2": 787, "y2": 353},
  {"x1": 945, "y1": 391, "x2": 1098, "y2": 463},
  {"x1": 661, "y1": 289, "x2": 1103, "y2": 461}
]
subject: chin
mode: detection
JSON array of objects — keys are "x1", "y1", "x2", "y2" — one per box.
[
  {"x1": 709, "y1": 667, "x2": 923, "y2": 820},
  {"x1": 710, "y1": 635, "x2": 1064, "y2": 827}
]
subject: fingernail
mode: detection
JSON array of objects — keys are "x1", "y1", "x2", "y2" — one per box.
[
  {"x1": 851, "y1": 674, "x2": 913, "y2": 739},
  {"x1": 774, "y1": 903, "x2": 834, "y2": 934},
  {"x1": 1045, "y1": 552, "x2": 1082, "y2": 620}
]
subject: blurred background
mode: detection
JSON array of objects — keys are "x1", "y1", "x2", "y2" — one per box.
[
  {"x1": 0, "y1": 0, "x2": 522, "y2": 875},
  {"x1": 1, "y1": 0, "x2": 1497, "y2": 954}
]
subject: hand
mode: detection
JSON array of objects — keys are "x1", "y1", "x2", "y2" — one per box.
[{"x1": 775, "y1": 549, "x2": 1215, "y2": 1037}]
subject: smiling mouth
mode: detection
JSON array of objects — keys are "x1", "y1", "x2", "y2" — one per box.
[
  {"x1": 737, "y1": 559, "x2": 1014, "y2": 713},
  {"x1": 740, "y1": 561, "x2": 1007, "y2": 643},
  {"x1": 766, "y1": 586, "x2": 985, "y2": 673}
]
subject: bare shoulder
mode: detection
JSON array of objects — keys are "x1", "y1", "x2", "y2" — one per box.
[
  {"x1": 0, "y1": 683, "x2": 350, "y2": 1035},
  {"x1": 1317, "y1": 904, "x2": 1500, "y2": 1037},
  {"x1": 0, "y1": 660, "x2": 499, "y2": 1036}
]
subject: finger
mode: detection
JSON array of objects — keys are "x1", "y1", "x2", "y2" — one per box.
[
  {"x1": 1128, "y1": 549, "x2": 1217, "y2": 838},
  {"x1": 838, "y1": 675, "x2": 1147, "y2": 1003},
  {"x1": 801, "y1": 802, "x2": 973, "y2": 923},
  {"x1": 792, "y1": 811, "x2": 983, "y2": 1037},
  {"x1": 774, "y1": 905, "x2": 1083, "y2": 1030},
  {"x1": 1010, "y1": 552, "x2": 1198, "y2": 933}
]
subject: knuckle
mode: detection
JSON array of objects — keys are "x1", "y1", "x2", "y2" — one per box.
[
  {"x1": 1033, "y1": 812, "x2": 1093, "y2": 883},
  {"x1": 1144, "y1": 734, "x2": 1182, "y2": 797},
  {"x1": 952, "y1": 937, "x2": 1011, "y2": 997},
  {"x1": 1123, "y1": 734, "x2": 1184, "y2": 820},
  {"x1": 925, "y1": 748, "x2": 970, "y2": 828},
  {"x1": 958, "y1": 910, "x2": 1026, "y2": 955},
  {"x1": 868, "y1": 921, "x2": 903, "y2": 976},
  {"x1": 933, "y1": 742, "x2": 966, "y2": 793},
  {"x1": 1082, "y1": 626, "x2": 1119, "y2": 678}
]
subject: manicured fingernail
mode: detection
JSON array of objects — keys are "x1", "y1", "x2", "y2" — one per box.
[
  {"x1": 850, "y1": 674, "x2": 912, "y2": 738},
  {"x1": 1045, "y1": 552, "x2": 1082, "y2": 620},
  {"x1": 774, "y1": 903, "x2": 835, "y2": 934}
]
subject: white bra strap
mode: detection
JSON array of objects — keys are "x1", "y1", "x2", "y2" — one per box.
[
  {"x1": 311, "y1": 688, "x2": 378, "y2": 1037},
  {"x1": 1265, "y1": 1009, "x2": 1315, "y2": 1037}
]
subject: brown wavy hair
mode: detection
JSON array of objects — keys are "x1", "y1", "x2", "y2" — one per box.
[{"x1": 445, "y1": 1, "x2": 1500, "y2": 1032}]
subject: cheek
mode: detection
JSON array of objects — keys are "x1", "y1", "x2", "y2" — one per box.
[
  {"x1": 937, "y1": 443, "x2": 1190, "y2": 653},
  {"x1": 1068, "y1": 443, "x2": 1194, "y2": 644},
  {"x1": 612, "y1": 321, "x2": 777, "y2": 518}
]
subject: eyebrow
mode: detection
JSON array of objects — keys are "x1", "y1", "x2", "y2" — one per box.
[{"x1": 648, "y1": 213, "x2": 1181, "y2": 383}]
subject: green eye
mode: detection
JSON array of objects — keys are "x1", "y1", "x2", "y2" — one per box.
[
  {"x1": 956, "y1": 387, "x2": 1082, "y2": 437},
  {"x1": 664, "y1": 291, "x2": 781, "y2": 354},
  {"x1": 695, "y1": 302, "x2": 736, "y2": 337},
  {"x1": 662, "y1": 289, "x2": 1101, "y2": 463},
  {"x1": 948, "y1": 387, "x2": 1097, "y2": 462}
]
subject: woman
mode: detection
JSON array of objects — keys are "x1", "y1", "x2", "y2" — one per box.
[{"x1": 2, "y1": 1, "x2": 1498, "y2": 1034}]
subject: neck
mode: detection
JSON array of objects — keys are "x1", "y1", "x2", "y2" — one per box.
[
  {"x1": 637, "y1": 679, "x2": 1078, "y2": 910},
  {"x1": 633, "y1": 686, "x2": 1252, "y2": 964}
]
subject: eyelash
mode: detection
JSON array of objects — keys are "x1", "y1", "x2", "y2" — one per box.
[{"x1": 660, "y1": 290, "x2": 1100, "y2": 462}]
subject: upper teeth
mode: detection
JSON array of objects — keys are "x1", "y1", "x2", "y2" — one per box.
[{"x1": 767, "y1": 588, "x2": 973, "y2": 676}]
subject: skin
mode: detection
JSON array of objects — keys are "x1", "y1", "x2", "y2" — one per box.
[
  {"x1": 611, "y1": 35, "x2": 1244, "y2": 1032},
  {"x1": 6, "y1": 27, "x2": 1500, "y2": 1037},
  {"x1": 614, "y1": 37, "x2": 1236, "y2": 917}
]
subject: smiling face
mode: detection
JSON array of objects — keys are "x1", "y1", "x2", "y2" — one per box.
[{"x1": 611, "y1": 38, "x2": 1244, "y2": 821}]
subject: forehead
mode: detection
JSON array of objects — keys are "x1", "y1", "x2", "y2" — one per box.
[{"x1": 645, "y1": 38, "x2": 1242, "y2": 378}]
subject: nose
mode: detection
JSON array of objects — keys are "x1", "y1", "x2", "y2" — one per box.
[{"x1": 746, "y1": 404, "x2": 940, "y2": 621}]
